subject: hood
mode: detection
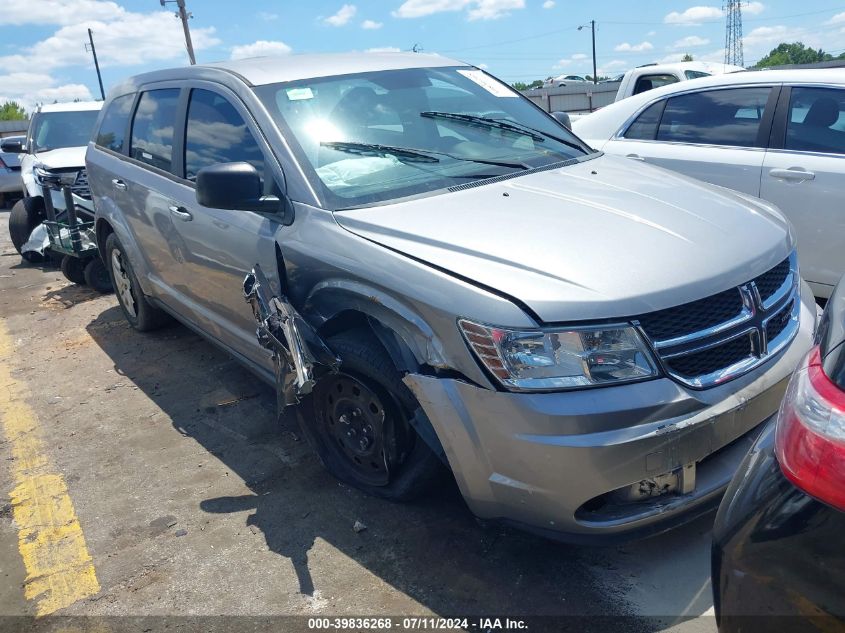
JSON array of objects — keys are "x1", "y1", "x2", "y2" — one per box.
[
  {"x1": 334, "y1": 155, "x2": 794, "y2": 323},
  {"x1": 33, "y1": 146, "x2": 87, "y2": 171}
]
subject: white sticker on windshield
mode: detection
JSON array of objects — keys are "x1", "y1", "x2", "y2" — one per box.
[
  {"x1": 286, "y1": 87, "x2": 314, "y2": 101},
  {"x1": 457, "y1": 70, "x2": 518, "y2": 98}
]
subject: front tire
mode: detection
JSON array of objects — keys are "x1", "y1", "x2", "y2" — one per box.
[
  {"x1": 9, "y1": 197, "x2": 44, "y2": 260},
  {"x1": 105, "y1": 233, "x2": 168, "y2": 330},
  {"x1": 301, "y1": 328, "x2": 443, "y2": 501}
]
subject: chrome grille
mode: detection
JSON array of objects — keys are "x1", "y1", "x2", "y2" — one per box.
[
  {"x1": 635, "y1": 252, "x2": 800, "y2": 389},
  {"x1": 70, "y1": 169, "x2": 91, "y2": 200}
]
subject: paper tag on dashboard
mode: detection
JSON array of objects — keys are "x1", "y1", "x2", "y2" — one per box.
[
  {"x1": 457, "y1": 70, "x2": 518, "y2": 97},
  {"x1": 286, "y1": 87, "x2": 314, "y2": 101}
]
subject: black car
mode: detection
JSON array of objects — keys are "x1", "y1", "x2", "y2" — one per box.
[{"x1": 712, "y1": 278, "x2": 845, "y2": 631}]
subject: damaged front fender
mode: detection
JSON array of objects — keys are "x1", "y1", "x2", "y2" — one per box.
[{"x1": 243, "y1": 265, "x2": 339, "y2": 409}]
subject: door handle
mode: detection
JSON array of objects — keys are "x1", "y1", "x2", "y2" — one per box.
[
  {"x1": 168, "y1": 205, "x2": 193, "y2": 221},
  {"x1": 769, "y1": 168, "x2": 815, "y2": 182},
  {"x1": 111, "y1": 179, "x2": 127, "y2": 190},
  {"x1": 626, "y1": 154, "x2": 645, "y2": 161}
]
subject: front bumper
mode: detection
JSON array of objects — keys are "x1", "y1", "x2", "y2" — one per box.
[{"x1": 404, "y1": 282, "x2": 817, "y2": 542}]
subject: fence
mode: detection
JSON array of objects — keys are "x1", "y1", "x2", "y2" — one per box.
[
  {"x1": 0, "y1": 120, "x2": 28, "y2": 138},
  {"x1": 520, "y1": 82, "x2": 620, "y2": 114}
]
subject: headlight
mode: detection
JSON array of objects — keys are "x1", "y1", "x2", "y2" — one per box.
[
  {"x1": 459, "y1": 319, "x2": 659, "y2": 391},
  {"x1": 34, "y1": 166, "x2": 78, "y2": 187}
]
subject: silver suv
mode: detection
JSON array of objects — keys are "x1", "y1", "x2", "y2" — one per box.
[{"x1": 86, "y1": 53, "x2": 816, "y2": 542}]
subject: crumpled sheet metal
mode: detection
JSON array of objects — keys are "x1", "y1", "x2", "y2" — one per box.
[
  {"x1": 21, "y1": 223, "x2": 49, "y2": 255},
  {"x1": 244, "y1": 264, "x2": 339, "y2": 409}
]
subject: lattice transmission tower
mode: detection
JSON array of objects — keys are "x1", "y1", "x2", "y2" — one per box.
[{"x1": 724, "y1": 0, "x2": 744, "y2": 67}]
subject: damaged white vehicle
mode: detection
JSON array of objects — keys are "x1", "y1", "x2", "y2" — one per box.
[
  {"x1": 86, "y1": 53, "x2": 815, "y2": 543},
  {"x1": 7, "y1": 101, "x2": 101, "y2": 262}
]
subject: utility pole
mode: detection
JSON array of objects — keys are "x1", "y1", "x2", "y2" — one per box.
[
  {"x1": 160, "y1": 0, "x2": 196, "y2": 65},
  {"x1": 85, "y1": 28, "x2": 105, "y2": 100},
  {"x1": 578, "y1": 21, "x2": 598, "y2": 83}
]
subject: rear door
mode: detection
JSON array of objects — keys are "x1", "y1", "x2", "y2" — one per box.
[
  {"x1": 163, "y1": 84, "x2": 285, "y2": 366},
  {"x1": 604, "y1": 85, "x2": 778, "y2": 196},
  {"x1": 761, "y1": 85, "x2": 845, "y2": 296}
]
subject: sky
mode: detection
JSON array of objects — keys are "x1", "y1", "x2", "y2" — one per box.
[{"x1": 2, "y1": 0, "x2": 845, "y2": 109}]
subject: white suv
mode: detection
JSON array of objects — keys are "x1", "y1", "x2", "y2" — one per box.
[{"x1": 6, "y1": 101, "x2": 102, "y2": 261}]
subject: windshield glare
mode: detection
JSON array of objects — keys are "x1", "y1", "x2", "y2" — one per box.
[
  {"x1": 256, "y1": 67, "x2": 590, "y2": 207},
  {"x1": 30, "y1": 110, "x2": 100, "y2": 152}
]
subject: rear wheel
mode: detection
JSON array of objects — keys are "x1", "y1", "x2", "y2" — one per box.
[
  {"x1": 9, "y1": 197, "x2": 44, "y2": 261},
  {"x1": 60, "y1": 255, "x2": 86, "y2": 284},
  {"x1": 83, "y1": 257, "x2": 113, "y2": 293},
  {"x1": 302, "y1": 328, "x2": 443, "y2": 501},
  {"x1": 105, "y1": 233, "x2": 169, "y2": 330}
]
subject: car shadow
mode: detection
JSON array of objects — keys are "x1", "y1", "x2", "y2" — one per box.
[{"x1": 86, "y1": 305, "x2": 716, "y2": 630}]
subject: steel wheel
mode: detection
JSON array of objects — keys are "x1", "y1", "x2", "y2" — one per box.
[
  {"x1": 315, "y1": 372, "x2": 413, "y2": 487},
  {"x1": 110, "y1": 248, "x2": 137, "y2": 318}
]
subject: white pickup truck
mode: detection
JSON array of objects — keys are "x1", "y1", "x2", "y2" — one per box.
[{"x1": 614, "y1": 61, "x2": 745, "y2": 101}]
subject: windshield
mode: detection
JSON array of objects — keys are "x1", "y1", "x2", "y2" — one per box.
[
  {"x1": 255, "y1": 66, "x2": 591, "y2": 208},
  {"x1": 29, "y1": 110, "x2": 100, "y2": 152}
]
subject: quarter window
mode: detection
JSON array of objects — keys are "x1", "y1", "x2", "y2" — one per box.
[
  {"x1": 656, "y1": 87, "x2": 771, "y2": 147},
  {"x1": 184, "y1": 89, "x2": 265, "y2": 182},
  {"x1": 96, "y1": 94, "x2": 135, "y2": 152},
  {"x1": 623, "y1": 100, "x2": 666, "y2": 140},
  {"x1": 785, "y1": 87, "x2": 845, "y2": 155},
  {"x1": 130, "y1": 89, "x2": 180, "y2": 173},
  {"x1": 633, "y1": 74, "x2": 679, "y2": 96}
]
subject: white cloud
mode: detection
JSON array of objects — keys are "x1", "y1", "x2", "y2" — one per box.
[
  {"x1": 325, "y1": 4, "x2": 357, "y2": 26},
  {"x1": 230, "y1": 40, "x2": 292, "y2": 60},
  {"x1": 827, "y1": 11, "x2": 845, "y2": 24},
  {"x1": 552, "y1": 59, "x2": 572, "y2": 69},
  {"x1": 571, "y1": 53, "x2": 588, "y2": 60},
  {"x1": 664, "y1": 6, "x2": 723, "y2": 25},
  {"x1": 745, "y1": 2, "x2": 765, "y2": 16},
  {"x1": 0, "y1": 11, "x2": 219, "y2": 73},
  {"x1": 671, "y1": 35, "x2": 710, "y2": 49},
  {"x1": 367, "y1": 46, "x2": 401, "y2": 52},
  {"x1": 542, "y1": 0, "x2": 555, "y2": 8},
  {"x1": 361, "y1": 19, "x2": 383, "y2": 29},
  {"x1": 0, "y1": 0, "x2": 123, "y2": 25},
  {"x1": 614, "y1": 41, "x2": 654, "y2": 52},
  {"x1": 257, "y1": 11, "x2": 279, "y2": 21},
  {"x1": 647, "y1": 30, "x2": 657, "y2": 36},
  {"x1": 392, "y1": 0, "x2": 525, "y2": 21},
  {"x1": 600, "y1": 60, "x2": 628, "y2": 71},
  {"x1": 477, "y1": 63, "x2": 489, "y2": 69},
  {"x1": 0, "y1": 72, "x2": 94, "y2": 111}
]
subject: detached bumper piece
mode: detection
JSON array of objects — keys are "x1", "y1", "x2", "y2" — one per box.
[{"x1": 243, "y1": 265, "x2": 339, "y2": 409}]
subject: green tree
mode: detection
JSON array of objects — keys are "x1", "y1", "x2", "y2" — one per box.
[
  {"x1": 755, "y1": 42, "x2": 833, "y2": 68},
  {"x1": 512, "y1": 79, "x2": 545, "y2": 91},
  {"x1": 0, "y1": 101, "x2": 26, "y2": 121},
  {"x1": 681, "y1": 53, "x2": 694, "y2": 62}
]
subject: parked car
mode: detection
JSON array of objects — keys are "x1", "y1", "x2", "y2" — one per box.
[
  {"x1": 0, "y1": 135, "x2": 24, "y2": 208},
  {"x1": 613, "y1": 61, "x2": 744, "y2": 101},
  {"x1": 546, "y1": 74, "x2": 588, "y2": 87},
  {"x1": 712, "y1": 276, "x2": 844, "y2": 630},
  {"x1": 573, "y1": 69, "x2": 845, "y2": 299},
  {"x1": 7, "y1": 101, "x2": 102, "y2": 261},
  {"x1": 86, "y1": 52, "x2": 816, "y2": 542}
]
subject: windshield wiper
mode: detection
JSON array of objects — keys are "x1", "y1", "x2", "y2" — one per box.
[
  {"x1": 321, "y1": 141, "x2": 530, "y2": 171},
  {"x1": 421, "y1": 111, "x2": 546, "y2": 142},
  {"x1": 421, "y1": 111, "x2": 585, "y2": 152},
  {"x1": 320, "y1": 141, "x2": 440, "y2": 163}
]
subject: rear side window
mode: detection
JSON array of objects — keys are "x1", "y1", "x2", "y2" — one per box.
[
  {"x1": 633, "y1": 74, "x2": 679, "y2": 96},
  {"x1": 657, "y1": 87, "x2": 771, "y2": 147},
  {"x1": 785, "y1": 87, "x2": 845, "y2": 155},
  {"x1": 623, "y1": 100, "x2": 666, "y2": 140},
  {"x1": 130, "y1": 89, "x2": 180, "y2": 173},
  {"x1": 184, "y1": 89, "x2": 264, "y2": 182},
  {"x1": 96, "y1": 94, "x2": 135, "y2": 152}
]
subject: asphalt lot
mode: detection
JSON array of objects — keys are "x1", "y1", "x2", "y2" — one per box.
[{"x1": 0, "y1": 207, "x2": 717, "y2": 632}]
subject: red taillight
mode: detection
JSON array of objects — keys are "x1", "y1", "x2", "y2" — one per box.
[{"x1": 775, "y1": 346, "x2": 845, "y2": 511}]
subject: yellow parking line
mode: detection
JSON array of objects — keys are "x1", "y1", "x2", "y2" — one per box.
[{"x1": 0, "y1": 322, "x2": 99, "y2": 615}]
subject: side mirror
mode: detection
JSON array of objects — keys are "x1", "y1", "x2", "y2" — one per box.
[
  {"x1": 1, "y1": 138, "x2": 24, "y2": 153},
  {"x1": 196, "y1": 162, "x2": 283, "y2": 215},
  {"x1": 551, "y1": 111, "x2": 572, "y2": 130}
]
